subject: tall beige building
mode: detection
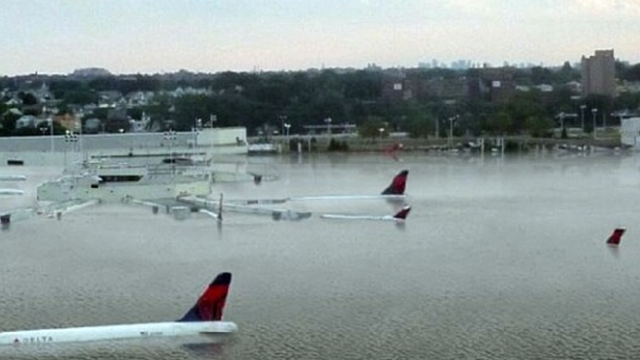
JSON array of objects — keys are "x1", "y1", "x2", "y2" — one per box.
[{"x1": 581, "y1": 50, "x2": 616, "y2": 97}]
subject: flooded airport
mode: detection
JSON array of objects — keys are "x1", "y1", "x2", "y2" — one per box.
[{"x1": 3, "y1": 151, "x2": 640, "y2": 359}]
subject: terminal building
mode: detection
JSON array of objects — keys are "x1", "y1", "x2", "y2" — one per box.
[{"x1": 0, "y1": 127, "x2": 248, "y2": 167}]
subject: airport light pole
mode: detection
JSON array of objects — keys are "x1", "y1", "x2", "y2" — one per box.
[
  {"x1": 591, "y1": 108, "x2": 598, "y2": 140},
  {"x1": 559, "y1": 112, "x2": 565, "y2": 131},
  {"x1": 77, "y1": 118, "x2": 84, "y2": 159},
  {"x1": 324, "y1": 117, "x2": 332, "y2": 136},
  {"x1": 448, "y1": 115, "x2": 458, "y2": 149},
  {"x1": 193, "y1": 118, "x2": 201, "y2": 149},
  {"x1": 279, "y1": 115, "x2": 287, "y2": 138},
  {"x1": 210, "y1": 114, "x2": 217, "y2": 127},
  {"x1": 580, "y1": 105, "x2": 586, "y2": 133},
  {"x1": 284, "y1": 123, "x2": 291, "y2": 142},
  {"x1": 44, "y1": 107, "x2": 55, "y2": 152},
  {"x1": 64, "y1": 130, "x2": 78, "y2": 168},
  {"x1": 164, "y1": 129, "x2": 177, "y2": 175}
]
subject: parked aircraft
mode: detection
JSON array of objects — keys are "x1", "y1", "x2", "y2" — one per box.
[{"x1": 0, "y1": 272, "x2": 237, "y2": 346}]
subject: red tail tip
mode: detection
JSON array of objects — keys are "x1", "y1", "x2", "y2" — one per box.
[
  {"x1": 179, "y1": 272, "x2": 232, "y2": 322},
  {"x1": 606, "y1": 227, "x2": 625, "y2": 246},
  {"x1": 394, "y1": 206, "x2": 411, "y2": 220}
]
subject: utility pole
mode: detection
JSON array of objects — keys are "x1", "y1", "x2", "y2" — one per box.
[{"x1": 591, "y1": 108, "x2": 598, "y2": 140}]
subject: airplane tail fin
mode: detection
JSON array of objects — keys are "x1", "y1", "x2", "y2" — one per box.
[
  {"x1": 178, "y1": 272, "x2": 232, "y2": 322},
  {"x1": 381, "y1": 170, "x2": 409, "y2": 195},
  {"x1": 606, "y1": 227, "x2": 625, "y2": 246},
  {"x1": 393, "y1": 205, "x2": 411, "y2": 220}
]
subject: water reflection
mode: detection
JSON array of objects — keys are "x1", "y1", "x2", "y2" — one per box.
[
  {"x1": 607, "y1": 244, "x2": 620, "y2": 258},
  {"x1": 4, "y1": 154, "x2": 640, "y2": 359}
]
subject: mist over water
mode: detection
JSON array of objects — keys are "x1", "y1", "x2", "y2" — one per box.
[{"x1": 3, "y1": 152, "x2": 640, "y2": 359}]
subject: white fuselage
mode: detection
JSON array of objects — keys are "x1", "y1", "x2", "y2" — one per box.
[
  {"x1": 0, "y1": 321, "x2": 237, "y2": 346},
  {"x1": 0, "y1": 189, "x2": 24, "y2": 195},
  {"x1": 320, "y1": 214, "x2": 401, "y2": 221},
  {"x1": 233, "y1": 194, "x2": 406, "y2": 205}
]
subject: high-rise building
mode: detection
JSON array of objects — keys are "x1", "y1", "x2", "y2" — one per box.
[{"x1": 581, "y1": 50, "x2": 615, "y2": 97}]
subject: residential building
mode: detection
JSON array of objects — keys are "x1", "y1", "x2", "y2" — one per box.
[{"x1": 581, "y1": 50, "x2": 616, "y2": 97}]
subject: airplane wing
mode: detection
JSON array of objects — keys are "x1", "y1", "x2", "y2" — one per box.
[
  {"x1": 0, "y1": 199, "x2": 101, "y2": 229},
  {"x1": 42, "y1": 199, "x2": 102, "y2": 220},
  {"x1": 0, "y1": 189, "x2": 25, "y2": 195},
  {"x1": 320, "y1": 205, "x2": 411, "y2": 222},
  {"x1": 178, "y1": 195, "x2": 311, "y2": 221},
  {"x1": 123, "y1": 195, "x2": 223, "y2": 222},
  {"x1": 0, "y1": 207, "x2": 38, "y2": 229}
]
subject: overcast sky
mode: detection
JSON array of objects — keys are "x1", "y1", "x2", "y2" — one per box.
[{"x1": 0, "y1": 0, "x2": 638, "y2": 75}]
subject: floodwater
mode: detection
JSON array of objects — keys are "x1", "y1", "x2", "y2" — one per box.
[{"x1": 3, "y1": 151, "x2": 640, "y2": 359}]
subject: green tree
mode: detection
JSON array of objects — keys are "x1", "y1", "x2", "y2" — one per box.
[
  {"x1": 524, "y1": 116, "x2": 554, "y2": 137},
  {"x1": 0, "y1": 111, "x2": 20, "y2": 136},
  {"x1": 487, "y1": 111, "x2": 512, "y2": 134},
  {"x1": 405, "y1": 104, "x2": 433, "y2": 138},
  {"x1": 614, "y1": 92, "x2": 640, "y2": 112},
  {"x1": 505, "y1": 90, "x2": 545, "y2": 133},
  {"x1": 18, "y1": 92, "x2": 38, "y2": 105},
  {"x1": 624, "y1": 63, "x2": 640, "y2": 81},
  {"x1": 358, "y1": 117, "x2": 386, "y2": 140},
  {"x1": 530, "y1": 66, "x2": 553, "y2": 84},
  {"x1": 556, "y1": 61, "x2": 580, "y2": 83}
]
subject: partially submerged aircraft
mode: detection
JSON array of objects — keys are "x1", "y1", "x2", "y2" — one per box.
[
  {"x1": 0, "y1": 168, "x2": 408, "y2": 227},
  {"x1": 320, "y1": 205, "x2": 411, "y2": 222},
  {"x1": 232, "y1": 170, "x2": 410, "y2": 205},
  {"x1": 606, "y1": 227, "x2": 626, "y2": 246},
  {"x1": 0, "y1": 272, "x2": 237, "y2": 346},
  {"x1": 171, "y1": 170, "x2": 409, "y2": 221}
]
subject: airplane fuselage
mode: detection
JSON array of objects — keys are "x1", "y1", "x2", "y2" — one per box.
[
  {"x1": 320, "y1": 214, "x2": 401, "y2": 221},
  {"x1": 0, "y1": 321, "x2": 237, "y2": 346}
]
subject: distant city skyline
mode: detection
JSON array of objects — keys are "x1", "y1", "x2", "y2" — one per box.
[{"x1": 1, "y1": 0, "x2": 639, "y2": 76}]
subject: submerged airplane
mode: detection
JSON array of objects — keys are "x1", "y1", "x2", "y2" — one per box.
[
  {"x1": 0, "y1": 169, "x2": 408, "y2": 227},
  {"x1": 232, "y1": 169, "x2": 410, "y2": 205},
  {"x1": 606, "y1": 227, "x2": 626, "y2": 246},
  {"x1": 321, "y1": 205, "x2": 411, "y2": 222},
  {"x1": 0, "y1": 174, "x2": 26, "y2": 196},
  {"x1": 0, "y1": 272, "x2": 237, "y2": 346}
]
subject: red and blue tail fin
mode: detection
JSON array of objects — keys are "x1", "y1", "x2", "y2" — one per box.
[
  {"x1": 381, "y1": 170, "x2": 409, "y2": 195},
  {"x1": 606, "y1": 227, "x2": 625, "y2": 246},
  {"x1": 393, "y1": 205, "x2": 411, "y2": 220},
  {"x1": 178, "y1": 272, "x2": 232, "y2": 322}
]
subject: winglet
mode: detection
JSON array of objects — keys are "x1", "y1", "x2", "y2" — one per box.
[
  {"x1": 381, "y1": 170, "x2": 409, "y2": 195},
  {"x1": 178, "y1": 272, "x2": 232, "y2": 322},
  {"x1": 393, "y1": 205, "x2": 411, "y2": 220},
  {"x1": 606, "y1": 227, "x2": 625, "y2": 246}
]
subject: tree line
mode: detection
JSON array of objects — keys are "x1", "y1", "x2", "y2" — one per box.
[{"x1": 1, "y1": 61, "x2": 640, "y2": 138}]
